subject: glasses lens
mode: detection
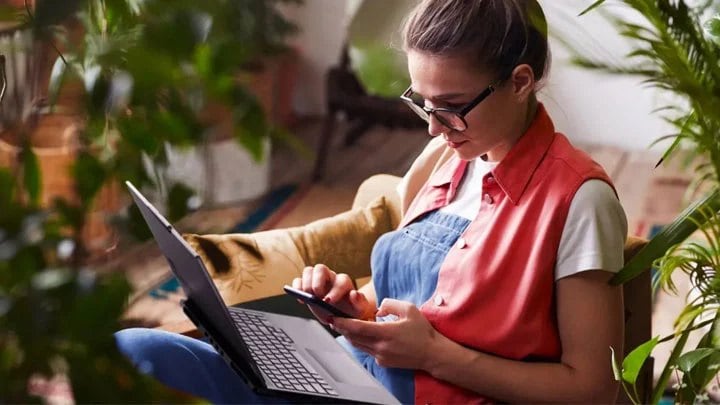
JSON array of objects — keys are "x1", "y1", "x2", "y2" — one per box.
[
  {"x1": 402, "y1": 99, "x2": 430, "y2": 123},
  {"x1": 434, "y1": 110, "x2": 467, "y2": 131}
]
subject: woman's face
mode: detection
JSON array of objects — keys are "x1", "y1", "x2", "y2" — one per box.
[{"x1": 406, "y1": 50, "x2": 532, "y2": 161}]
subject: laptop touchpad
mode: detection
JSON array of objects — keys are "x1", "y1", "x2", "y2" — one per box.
[{"x1": 306, "y1": 349, "x2": 376, "y2": 386}]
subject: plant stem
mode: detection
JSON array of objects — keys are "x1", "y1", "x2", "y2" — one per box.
[
  {"x1": 25, "y1": 0, "x2": 68, "y2": 67},
  {"x1": 652, "y1": 322, "x2": 692, "y2": 404},
  {"x1": 657, "y1": 319, "x2": 715, "y2": 344}
]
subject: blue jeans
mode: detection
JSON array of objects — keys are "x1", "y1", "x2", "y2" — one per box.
[{"x1": 115, "y1": 328, "x2": 282, "y2": 404}]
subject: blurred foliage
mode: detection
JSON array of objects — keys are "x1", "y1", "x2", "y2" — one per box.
[
  {"x1": 575, "y1": 0, "x2": 720, "y2": 403},
  {"x1": 346, "y1": 0, "x2": 413, "y2": 97},
  {"x1": 350, "y1": 43, "x2": 408, "y2": 98},
  {"x1": 0, "y1": 0, "x2": 301, "y2": 402}
]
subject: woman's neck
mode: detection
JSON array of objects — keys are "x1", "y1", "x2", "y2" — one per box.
[{"x1": 485, "y1": 96, "x2": 539, "y2": 162}]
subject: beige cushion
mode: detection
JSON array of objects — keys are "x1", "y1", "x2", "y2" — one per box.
[{"x1": 183, "y1": 196, "x2": 393, "y2": 306}]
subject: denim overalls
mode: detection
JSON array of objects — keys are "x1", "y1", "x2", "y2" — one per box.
[{"x1": 338, "y1": 210, "x2": 470, "y2": 404}]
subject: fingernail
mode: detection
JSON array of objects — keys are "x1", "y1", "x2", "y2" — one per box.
[{"x1": 323, "y1": 296, "x2": 331, "y2": 303}]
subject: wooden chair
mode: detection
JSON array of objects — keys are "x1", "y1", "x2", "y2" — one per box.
[
  {"x1": 311, "y1": 46, "x2": 424, "y2": 181},
  {"x1": 619, "y1": 237, "x2": 653, "y2": 404}
]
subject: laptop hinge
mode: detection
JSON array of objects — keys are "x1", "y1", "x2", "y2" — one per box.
[{"x1": 181, "y1": 298, "x2": 266, "y2": 390}]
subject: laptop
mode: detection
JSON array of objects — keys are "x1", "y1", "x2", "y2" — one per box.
[{"x1": 126, "y1": 181, "x2": 399, "y2": 404}]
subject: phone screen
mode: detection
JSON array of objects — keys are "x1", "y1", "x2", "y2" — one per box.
[{"x1": 282, "y1": 285, "x2": 356, "y2": 319}]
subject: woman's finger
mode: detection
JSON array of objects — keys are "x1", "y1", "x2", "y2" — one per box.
[
  {"x1": 290, "y1": 277, "x2": 304, "y2": 305},
  {"x1": 311, "y1": 264, "x2": 335, "y2": 297},
  {"x1": 324, "y1": 273, "x2": 354, "y2": 304},
  {"x1": 300, "y1": 266, "x2": 313, "y2": 292}
]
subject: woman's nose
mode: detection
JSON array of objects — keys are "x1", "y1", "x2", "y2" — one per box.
[{"x1": 427, "y1": 114, "x2": 447, "y2": 137}]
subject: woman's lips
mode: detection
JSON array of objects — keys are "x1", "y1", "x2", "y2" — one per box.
[{"x1": 447, "y1": 140, "x2": 467, "y2": 149}]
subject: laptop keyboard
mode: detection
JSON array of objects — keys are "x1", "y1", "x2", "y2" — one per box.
[{"x1": 230, "y1": 309, "x2": 339, "y2": 397}]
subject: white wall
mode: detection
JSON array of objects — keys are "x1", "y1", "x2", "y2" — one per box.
[
  {"x1": 284, "y1": 0, "x2": 674, "y2": 152},
  {"x1": 541, "y1": 1, "x2": 672, "y2": 151},
  {"x1": 279, "y1": 0, "x2": 353, "y2": 115}
]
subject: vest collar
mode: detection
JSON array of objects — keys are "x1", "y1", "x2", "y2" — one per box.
[
  {"x1": 427, "y1": 103, "x2": 556, "y2": 205},
  {"x1": 493, "y1": 103, "x2": 556, "y2": 205}
]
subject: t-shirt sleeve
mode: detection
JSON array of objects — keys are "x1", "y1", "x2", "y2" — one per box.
[{"x1": 555, "y1": 179, "x2": 628, "y2": 281}]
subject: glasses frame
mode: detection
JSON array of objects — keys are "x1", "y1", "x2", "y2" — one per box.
[{"x1": 400, "y1": 79, "x2": 502, "y2": 132}]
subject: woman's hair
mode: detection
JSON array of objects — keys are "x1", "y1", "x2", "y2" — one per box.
[{"x1": 402, "y1": 0, "x2": 550, "y2": 83}]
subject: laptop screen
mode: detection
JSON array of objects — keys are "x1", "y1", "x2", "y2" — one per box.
[{"x1": 125, "y1": 181, "x2": 262, "y2": 383}]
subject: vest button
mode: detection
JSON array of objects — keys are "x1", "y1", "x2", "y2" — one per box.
[
  {"x1": 483, "y1": 193, "x2": 494, "y2": 204},
  {"x1": 434, "y1": 295, "x2": 444, "y2": 306},
  {"x1": 457, "y1": 237, "x2": 467, "y2": 249}
]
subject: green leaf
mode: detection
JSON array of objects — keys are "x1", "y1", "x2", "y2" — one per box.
[
  {"x1": 20, "y1": 144, "x2": 40, "y2": 206},
  {"x1": 48, "y1": 55, "x2": 68, "y2": 108},
  {"x1": 622, "y1": 336, "x2": 659, "y2": 385},
  {"x1": 611, "y1": 346, "x2": 622, "y2": 381},
  {"x1": 711, "y1": 312, "x2": 720, "y2": 348},
  {"x1": 234, "y1": 101, "x2": 268, "y2": 162},
  {"x1": 194, "y1": 43, "x2": 213, "y2": 78},
  {"x1": 651, "y1": 112, "x2": 694, "y2": 168},
  {"x1": 0, "y1": 168, "x2": 14, "y2": 208},
  {"x1": 677, "y1": 348, "x2": 717, "y2": 374},
  {"x1": 53, "y1": 198, "x2": 84, "y2": 229},
  {"x1": 72, "y1": 152, "x2": 106, "y2": 205},
  {"x1": 167, "y1": 182, "x2": 194, "y2": 222},
  {"x1": 578, "y1": 0, "x2": 606, "y2": 17},
  {"x1": 117, "y1": 115, "x2": 160, "y2": 154},
  {"x1": 679, "y1": 329, "x2": 720, "y2": 400},
  {"x1": 705, "y1": 15, "x2": 720, "y2": 44},
  {"x1": 611, "y1": 188, "x2": 720, "y2": 285}
]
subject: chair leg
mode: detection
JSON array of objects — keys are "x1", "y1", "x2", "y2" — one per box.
[
  {"x1": 344, "y1": 120, "x2": 373, "y2": 146},
  {"x1": 312, "y1": 112, "x2": 336, "y2": 181}
]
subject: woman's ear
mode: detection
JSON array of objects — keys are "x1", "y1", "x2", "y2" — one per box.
[{"x1": 509, "y1": 64, "x2": 535, "y2": 102}]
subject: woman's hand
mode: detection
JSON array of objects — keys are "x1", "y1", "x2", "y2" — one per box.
[
  {"x1": 291, "y1": 264, "x2": 375, "y2": 323},
  {"x1": 330, "y1": 298, "x2": 440, "y2": 370}
]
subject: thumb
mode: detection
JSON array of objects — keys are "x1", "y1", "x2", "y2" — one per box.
[{"x1": 376, "y1": 298, "x2": 409, "y2": 318}]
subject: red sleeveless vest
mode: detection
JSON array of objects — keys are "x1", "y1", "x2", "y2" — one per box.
[{"x1": 400, "y1": 105, "x2": 614, "y2": 404}]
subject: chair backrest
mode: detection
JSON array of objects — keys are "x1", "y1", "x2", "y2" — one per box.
[
  {"x1": 354, "y1": 174, "x2": 654, "y2": 403},
  {"x1": 619, "y1": 237, "x2": 653, "y2": 404}
]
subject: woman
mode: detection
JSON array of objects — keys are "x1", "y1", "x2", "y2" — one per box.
[{"x1": 117, "y1": 0, "x2": 627, "y2": 403}]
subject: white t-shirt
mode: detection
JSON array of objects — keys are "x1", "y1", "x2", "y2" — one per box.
[{"x1": 439, "y1": 159, "x2": 628, "y2": 281}]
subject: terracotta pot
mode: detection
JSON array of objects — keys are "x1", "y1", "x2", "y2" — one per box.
[
  {"x1": 238, "y1": 47, "x2": 300, "y2": 128},
  {"x1": 273, "y1": 47, "x2": 300, "y2": 127},
  {"x1": 0, "y1": 114, "x2": 122, "y2": 253}
]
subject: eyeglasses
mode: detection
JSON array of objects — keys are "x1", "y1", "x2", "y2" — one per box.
[{"x1": 400, "y1": 80, "x2": 501, "y2": 132}]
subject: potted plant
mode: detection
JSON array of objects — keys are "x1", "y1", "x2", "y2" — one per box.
[
  {"x1": 573, "y1": 1, "x2": 720, "y2": 403},
  {"x1": 0, "y1": 0, "x2": 302, "y2": 401}
]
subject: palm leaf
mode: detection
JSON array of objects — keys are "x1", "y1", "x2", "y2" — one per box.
[
  {"x1": 578, "y1": 0, "x2": 607, "y2": 17},
  {"x1": 611, "y1": 188, "x2": 720, "y2": 285}
]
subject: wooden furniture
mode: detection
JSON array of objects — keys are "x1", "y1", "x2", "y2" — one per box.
[{"x1": 311, "y1": 46, "x2": 425, "y2": 180}]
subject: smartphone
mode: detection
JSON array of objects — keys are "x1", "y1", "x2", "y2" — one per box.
[{"x1": 283, "y1": 285, "x2": 356, "y2": 319}]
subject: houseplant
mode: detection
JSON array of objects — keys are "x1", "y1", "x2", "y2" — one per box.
[
  {"x1": 0, "y1": 0, "x2": 302, "y2": 401},
  {"x1": 574, "y1": 1, "x2": 720, "y2": 403}
]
